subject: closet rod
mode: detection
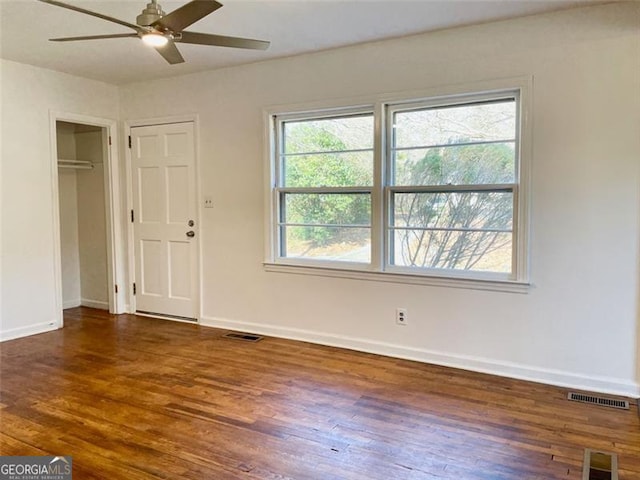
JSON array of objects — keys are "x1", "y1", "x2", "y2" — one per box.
[
  {"x1": 57, "y1": 158, "x2": 92, "y2": 164},
  {"x1": 58, "y1": 164, "x2": 94, "y2": 170},
  {"x1": 57, "y1": 158, "x2": 100, "y2": 170}
]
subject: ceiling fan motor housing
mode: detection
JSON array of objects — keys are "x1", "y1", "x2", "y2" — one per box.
[{"x1": 136, "y1": 0, "x2": 165, "y2": 26}]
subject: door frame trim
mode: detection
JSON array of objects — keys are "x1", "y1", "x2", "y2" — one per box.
[
  {"x1": 124, "y1": 114, "x2": 202, "y2": 321},
  {"x1": 49, "y1": 111, "x2": 126, "y2": 327}
]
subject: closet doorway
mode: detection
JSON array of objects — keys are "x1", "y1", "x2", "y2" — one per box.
[
  {"x1": 57, "y1": 120, "x2": 110, "y2": 311},
  {"x1": 51, "y1": 113, "x2": 125, "y2": 326}
]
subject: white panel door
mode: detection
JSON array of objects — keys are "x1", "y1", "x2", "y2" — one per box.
[{"x1": 131, "y1": 122, "x2": 198, "y2": 319}]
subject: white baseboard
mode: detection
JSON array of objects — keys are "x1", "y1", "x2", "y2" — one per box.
[
  {"x1": 81, "y1": 298, "x2": 109, "y2": 310},
  {"x1": 200, "y1": 316, "x2": 640, "y2": 398},
  {"x1": 63, "y1": 299, "x2": 81, "y2": 309},
  {"x1": 0, "y1": 321, "x2": 59, "y2": 342}
]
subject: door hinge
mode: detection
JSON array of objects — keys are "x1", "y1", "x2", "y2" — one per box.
[
  {"x1": 133, "y1": 283, "x2": 136, "y2": 295},
  {"x1": 128, "y1": 135, "x2": 132, "y2": 149},
  {"x1": 108, "y1": 135, "x2": 112, "y2": 146},
  {"x1": 131, "y1": 210, "x2": 134, "y2": 223},
  {"x1": 115, "y1": 284, "x2": 118, "y2": 294}
]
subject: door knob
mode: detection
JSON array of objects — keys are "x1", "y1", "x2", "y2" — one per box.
[{"x1": 186, "y1": 231, "x2": 195, "y2": 238}]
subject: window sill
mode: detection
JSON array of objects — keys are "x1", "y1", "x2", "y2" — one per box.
[{"x1": 263, "y1": 262, "x2": 531, "y2": 294}]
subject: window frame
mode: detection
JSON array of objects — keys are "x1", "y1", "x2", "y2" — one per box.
[
  {"x1": 264, "y1": 78, "x2": 531, "y2": 292},
  {"x1": 384, "y1": 91, "x2": 521, "y2": 282},
  {"x1": 272, "y1": 107, "x2": 377, "y2": 271}
]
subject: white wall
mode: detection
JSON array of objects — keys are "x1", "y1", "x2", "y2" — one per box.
[
  {"x1": 76, "y1": 130, "x2": 109, "y2": 309},
  {"x1": 0, "y1": 59, "x2": 119, "y2": 340},
  {"x1": 120, "y1": 3, "x2": 640, "y2": 396}
]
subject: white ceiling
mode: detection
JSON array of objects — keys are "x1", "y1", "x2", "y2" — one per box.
[{"x1": 0, "y1": 0, "x2": 605, "y2": 85}]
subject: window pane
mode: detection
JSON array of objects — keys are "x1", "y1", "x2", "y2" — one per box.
[
  {"x1": 393, "y1": 192, "x2": 513, "y2": 230},
  {"x1": 393, "y1": 142, "x2": 515, "y2": 186},
  {"x1": 282, "y1": 226, "x2": 371, "y2": 263},
  {"x1": 283, "y1": 193, "x2": 371, "y2": 226},
  {"x1": 284, "y1": 151, "x2": 373, "y2": 187},
  {"x1": 392, "y1": 229, "x2": 512, "y2": 273},
  {"x1": 394, "y1": 99, "x2": 516, "y2": 148},
  {"x1": 283, "y1": 115, "x2": 374, "y2": 154}
]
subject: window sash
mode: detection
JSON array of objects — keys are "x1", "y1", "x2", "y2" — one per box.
[
  {"x1": 386, "y1": 92, "x2": 521, "y2": 187},
  {"x1": 273, "y1": 187, "x2": 374, "y2": 265},
  {"x1": 276, "y1": 109, "x2": 375, "y2": 189},
  {"x1": 387, "y1": 187, "x2": 516, "y2": 273}
]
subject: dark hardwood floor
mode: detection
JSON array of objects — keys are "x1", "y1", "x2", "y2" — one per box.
[{"x1": 1, "y1": 307, "x2": 638, "y2": 479}]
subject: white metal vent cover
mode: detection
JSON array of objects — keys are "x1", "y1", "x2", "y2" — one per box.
[{"x1": 568, "y1": 392, "x2": 629, "y2": 410}]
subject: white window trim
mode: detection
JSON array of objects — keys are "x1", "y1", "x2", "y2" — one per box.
[{"x1": 263, "y1": 76, "x2": 532, "y2": 293}]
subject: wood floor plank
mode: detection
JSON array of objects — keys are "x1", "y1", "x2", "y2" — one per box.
[{"x1": 1, "y1": 307, "x2": 638, "y2": 479}]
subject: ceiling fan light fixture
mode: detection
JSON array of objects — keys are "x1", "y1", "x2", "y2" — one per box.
[{"x1": 142, "y1": 32, "x2": 169, "y2": 47}]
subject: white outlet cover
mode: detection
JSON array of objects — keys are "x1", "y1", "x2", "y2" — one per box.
[{"x1": 396, "y1": 308, "x2": 407, "y2": 325}]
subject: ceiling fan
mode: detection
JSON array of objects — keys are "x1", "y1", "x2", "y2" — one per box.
[{"x1": 39, "y1": 0, "x2": 270, "y2": 65}]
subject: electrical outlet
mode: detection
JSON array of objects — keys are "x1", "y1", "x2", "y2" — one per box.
[
  {"x1": 396, "y1": 308, "x2": 407, "y2": 326},
  {"x1": 204, "y1": 196, "x2": 213, "y2": 208}
]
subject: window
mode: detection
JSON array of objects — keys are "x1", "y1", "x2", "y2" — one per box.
[
  {"x1": 268, "y1": 86, "x2": 528, "y2": 288},
  {"x1": 275, "y1": 111, "x2": 374, "y2": 264},
  {"x1": 388, "y1": 96, "x2": 518, "y2": 276}
]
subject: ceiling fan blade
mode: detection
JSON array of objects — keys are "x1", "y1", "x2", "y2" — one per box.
[
  {"x1": 177, "y1": 31, "x2": 270, "y2": 50},
  {"x1": 152, "y1": 0, "x2": 223, "y2": 32},
  {"x1": 50, "y1": 33, "x2": 139, "y2": 42},
  {"x1": 154, "y1": 40, "x2": 185, "y2": 65},
  {"x1": 38, "y1": 0, "x2": 142, "y2": 32}
]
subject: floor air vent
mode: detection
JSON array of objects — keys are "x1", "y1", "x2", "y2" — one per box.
[
  {"x1": 568, "y1": 392, "x2": 629, "y2": 410},
  {"x1": 582, "y1": 449, "x2": 618, "y2": 480},
  {"x1": 223, "y1": 332, "x2": 263, "y2": 342}
]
